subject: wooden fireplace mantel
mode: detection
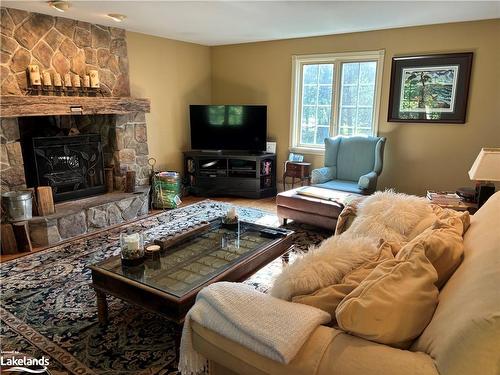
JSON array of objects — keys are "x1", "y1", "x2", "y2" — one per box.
[{"x1": 0, "y1": 95, "x2": 151, "y2": 118}]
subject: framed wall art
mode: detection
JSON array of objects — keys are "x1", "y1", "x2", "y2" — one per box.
[{"x1": 388, "y1": 52, "x2": 473, "y2": 123}]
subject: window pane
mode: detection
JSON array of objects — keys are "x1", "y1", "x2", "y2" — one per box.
[
  {"x1": 303, "y1": 85, "x2": 318, "y2": 105},
  {"x1": 359, "y1": 62, "x2": 376, "y2": 84},
  {"x1": 339, "y1": 61, "x2": 377, "y2": 136},
  {"x1": 342, "y1": 63, "x2": 360, "y2": 84},
  {"x1": 341, "y1": 85, "x2": 358, "y2": 106},
  {"x1": 300, "y1": 125, "x2": 315, "y2": 144},
  {"x1": 299, "y1": 63, "x2": 334, "y2": 146},
  {"x1": 318, "y1": 85, "x2": 332, "y2": 105},
  {"x1": 302, "y1": 106, "x2": 316, "y2": 125},
  {"x1": 357, "y1": 108, "x2": 373, "y2": 126},
  {"x1": 317, "y1": 106, "x2": 331, "y2": 125},
  {"x1": 319, "y1": 65, "x2": 333, "y2": 84},
  {"x1": 340, "y1": 107, "x2": 356, "y2": 127},
  {"x1": 303, "y1": 65, "x2": 319, "y2": 84},
  {"x1": 316, "y1": 126, "x2": 330, "y2": 144},
  {"x1": 358, "y1": 84, "x2": 375, "y2": 106},
  {"x1": 339, "y1": 127, "x2": 353, "y2": 136}
]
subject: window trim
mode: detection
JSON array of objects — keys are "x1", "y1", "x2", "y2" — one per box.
[{"x1": 289, "y1": 50, "x2": 385, "y2": 154}]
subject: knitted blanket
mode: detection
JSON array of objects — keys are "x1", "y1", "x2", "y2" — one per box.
[{"x1": 178, "y1": 282, "x2": 331, "y2": 375}]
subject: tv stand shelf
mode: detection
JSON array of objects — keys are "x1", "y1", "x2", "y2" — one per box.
[{"x1": 183, "y1": 151, "x2": 277, "y2": 199}]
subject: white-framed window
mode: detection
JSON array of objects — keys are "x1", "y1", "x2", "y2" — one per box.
[{"x1": 289, "y1": 50, "x2": 385, "y2": 154}]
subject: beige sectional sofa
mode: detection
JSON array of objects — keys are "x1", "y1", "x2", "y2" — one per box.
[{"x1": 191, "y1": 192, "x2": 500, "y2": 375}]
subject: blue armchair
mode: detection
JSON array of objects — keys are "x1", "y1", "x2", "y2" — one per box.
[{"x1": 311, "y1": 136, "x2": 386, "y2": 194}]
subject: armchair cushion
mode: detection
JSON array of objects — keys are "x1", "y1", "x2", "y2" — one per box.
[
  {"x1": 315, "y1": 180, "x2": 365, "y2": 194},
  {"x1": 358, "y1": 171, "x2": 378, "y2": 192},
  {"x1": 336, "y1": 137, "x2": 379, "y2": 182},
  {"x1": 311, "y1": 167, "x2": 336, "y2": 184}
]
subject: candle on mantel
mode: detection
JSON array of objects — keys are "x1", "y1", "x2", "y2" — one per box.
[
  {"x1": 72, "y1": 75, "x2": 81, "y2": 87},
  {"x1": 42, "y1": 72, "x2": 52, "y2": 86},
  {"x1": 89, "y1": 70, "x2": 100, "y2": 88},
  {"x1": 83, "y1": 75, "x2": 90, "y2": 88},
  {"x1": 53, "y1": 73, "x2": 62, "y2": 87},
  {"x1": 28, "y1": 65, "x2": 41, "y2": 86},
  {"x1": 64, "y1": 73, "x2": 72, "y2": 87}
]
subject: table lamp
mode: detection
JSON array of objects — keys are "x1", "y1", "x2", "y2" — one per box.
[{"x1": 468, "y1": 148, "x2": 500, "y2": 208}]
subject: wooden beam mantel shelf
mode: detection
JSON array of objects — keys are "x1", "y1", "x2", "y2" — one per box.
[{"x1": 0, "y1": 95, "x2": 151, "y2": 118}]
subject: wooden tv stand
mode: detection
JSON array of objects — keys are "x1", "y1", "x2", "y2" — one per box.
[{"x1": 183, "y1": 151, "x2": 277, "y2": 199}]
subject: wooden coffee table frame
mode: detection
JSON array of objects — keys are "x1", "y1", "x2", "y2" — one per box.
[{"x1": 90, "y1": 233, "x2": 293, "y2": 326}]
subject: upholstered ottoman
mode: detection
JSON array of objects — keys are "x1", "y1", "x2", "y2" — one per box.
[{"x1": 276, "y1": 187, "x2": 361, "y2": 231}]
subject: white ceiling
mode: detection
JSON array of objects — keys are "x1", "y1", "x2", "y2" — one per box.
[{"x1": 3, "y1": 1, "x2": 500, "y2": 46}]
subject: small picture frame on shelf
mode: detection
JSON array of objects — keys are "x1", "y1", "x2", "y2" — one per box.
[{"x1": 266, "y1": 141, "x2": 277, "y2": 153}]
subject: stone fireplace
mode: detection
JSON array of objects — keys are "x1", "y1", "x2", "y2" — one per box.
[
  {"x1": 1, "y1": 8, "x2": 153, "y2": 249},
  {"x1": 1, "y1": 111, "x2": 151, "y2": 247}
]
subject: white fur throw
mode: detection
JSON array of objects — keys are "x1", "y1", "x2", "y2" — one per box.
[
  {"x1": 345, "y1": 190, "x2": 433, "y2": 243},
  {"x1": 270, "y1": 235, "x2": 379, "y2": 300},
  {"x1": 270, "y1": 190, "x2": 434, "y2": 301}
]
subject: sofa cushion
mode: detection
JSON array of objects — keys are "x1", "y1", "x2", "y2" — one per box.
[
  {"x1": 292, "y1": 241, "x2": 396, "y2": 316},
  {"x1": 269, "y1": 235, "x2": 379, "y2": 300},
  {"x1": 336, "y1": 245, "x2": 439, "y2": 348},
  {"x1": 397, "y1": 215, "x2": 468, "y2": 289},
  {"x1": 411, "y1": 192, "x2": 500, "y2": 375}
]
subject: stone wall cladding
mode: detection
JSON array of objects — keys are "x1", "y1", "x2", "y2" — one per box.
[
  {"x1": 0, "y1": 117, "x2": 26, "y2": 192},
  {"x1": 0, "y1": 7, "x2": 130, "y2": 96},
  {"x1": 29, "y1": 190, "x2": 148, "y2": 247}
]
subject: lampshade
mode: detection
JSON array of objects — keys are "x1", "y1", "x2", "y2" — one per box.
[{"x1": 468, "y1": 148, "x2": 500, "y2": 181}]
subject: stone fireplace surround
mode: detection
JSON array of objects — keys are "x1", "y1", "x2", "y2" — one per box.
[
  {"x1": 1, "y1": 111, "x2": 151, "y2": 247},
  {"x1": 0, "y1": 8, "x2": 154, "y2": 248}
]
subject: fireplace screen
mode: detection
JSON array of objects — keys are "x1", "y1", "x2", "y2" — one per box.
[{"x1": 32, "y1": 135, "x2": 106, "y2": 202}]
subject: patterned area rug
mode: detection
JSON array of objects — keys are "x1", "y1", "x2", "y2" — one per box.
[{"x1": 0, "y1": 200, "x2": 331, "y2": 374}]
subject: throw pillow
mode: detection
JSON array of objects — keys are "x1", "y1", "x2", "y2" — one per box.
[
  {"x1": 292, "y1": 240, "x2": 396, "y2": 316},
  {"x1": 269, "y1": 234, "x2": 379, "y2": 300},
  {"x1": 336, "y1": 245, "x2": 439, "y2": 348},
  {"x1": 397, "y1": 215, "x2": 469, "y2": 289}
]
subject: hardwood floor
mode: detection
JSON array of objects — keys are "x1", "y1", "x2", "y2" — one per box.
[{"x1": 0, "y1": 195, "x2": 278, "y2": 262}]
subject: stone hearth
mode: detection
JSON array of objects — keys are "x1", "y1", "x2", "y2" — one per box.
[{"x1": 29, "y1": 187, "x2": 149, "y2": 247}]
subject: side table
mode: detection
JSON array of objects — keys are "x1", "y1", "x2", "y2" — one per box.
[{"x1": 283, "y1": 161, "x2": 311, "y2": 191}]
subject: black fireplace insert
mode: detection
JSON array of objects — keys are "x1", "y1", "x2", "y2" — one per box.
[{"x1": 28, "y1": 135, "x2": 106, "y2": 202}]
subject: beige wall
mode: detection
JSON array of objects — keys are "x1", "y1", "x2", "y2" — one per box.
[
  {"x1": 211, "y1": 19, "x2": 500, "y2": 195},
  {"x1": 127, "y1": 31, "x2": 211, "y2": 173}
]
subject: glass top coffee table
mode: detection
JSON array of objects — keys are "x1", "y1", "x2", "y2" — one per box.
[{"x1": 90, "y1": 219, "x2": 293, "y2": 325}]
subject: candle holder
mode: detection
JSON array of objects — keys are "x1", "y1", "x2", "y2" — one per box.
[{"x1": 120, "y1": 232, "x2": 145, "y2": 266}]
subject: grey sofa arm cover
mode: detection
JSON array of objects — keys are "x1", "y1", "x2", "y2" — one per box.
[
  {"x1": 358, "y1": 171, "x2": 378, "y2": 191},
  {"x1": 311, "y1": 167, "x2": 336, "y2": 184}
]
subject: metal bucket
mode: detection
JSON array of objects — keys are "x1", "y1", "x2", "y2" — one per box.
[{"x1": 1, "y1": 190, "x2": 33, "y2": 222}]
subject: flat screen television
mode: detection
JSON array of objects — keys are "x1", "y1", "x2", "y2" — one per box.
[{"x1": 190, "y1": 105, "x2": 267, "y2": 151}]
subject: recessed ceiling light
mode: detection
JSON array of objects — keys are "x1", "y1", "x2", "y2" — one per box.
[
  {"x1": 48, "y1": 1, "x2": 70, "y2": 12},
  {"x1": 107, "y1": 14, "x2": 127, "y2": 23}
]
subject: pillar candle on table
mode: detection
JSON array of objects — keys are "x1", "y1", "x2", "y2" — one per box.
[
  {"x1": 28, "y1": 65, "x2": 41, "y2": 86},
  {"x1": 89, "y1": 70, "x2": 100, "y2": 88}
]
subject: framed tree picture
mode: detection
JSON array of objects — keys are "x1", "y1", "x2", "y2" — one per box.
[{"x1": 388, "y1": 52, "x2": 473, "y2": 123}]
